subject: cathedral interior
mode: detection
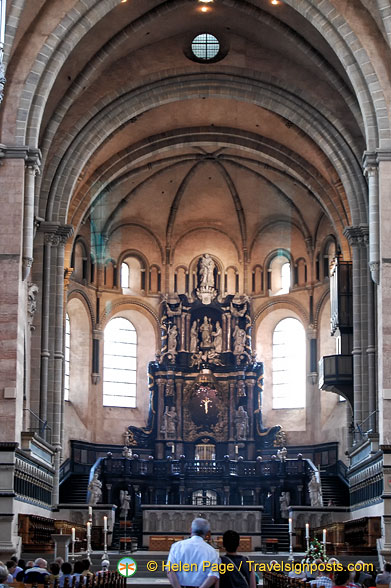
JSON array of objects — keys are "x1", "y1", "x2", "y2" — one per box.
[{"x1": 1, "y1": 0, "x2": 391, "y2": 568}]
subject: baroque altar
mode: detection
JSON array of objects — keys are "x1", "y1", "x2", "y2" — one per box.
[{"x1": 128, "y1": 253, "x2": 280, "y2": 461}]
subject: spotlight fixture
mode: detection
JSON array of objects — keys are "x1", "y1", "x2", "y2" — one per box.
[
  {"x1": 271, "y1": 0, "x2": 279, "y2": 4},
  {"x1": 198, "y1": 0, "x2": 214, "y2": 3},
  {"x1": 201, "y1": 6, "x2": 209, "y2": 11}
]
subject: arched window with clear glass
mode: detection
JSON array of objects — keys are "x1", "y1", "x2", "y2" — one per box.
[
  {"x1": 272, "y1": 318, "x2": 306, "y2": 408},
  {"x1": 103, "y1": 317, "x2": 137, "y2": 407}
]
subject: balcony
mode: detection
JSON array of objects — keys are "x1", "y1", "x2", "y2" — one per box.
[{"x1": 318, "y1": 354, "x2": 353, "y2": 406}]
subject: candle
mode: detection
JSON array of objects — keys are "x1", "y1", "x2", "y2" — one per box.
[
  {"x1": 72, "y1": 527, "x2": 75, "y2": 542},
  {"x1": 104, "y1": 516, "x2": 107, "y2": 532},
  {"x1": 305, "y1": 523, "x2": 310, "y2": 538},
  {"x1": 88, "y1": 506, "x2": 92, "y2": 518},
  {"x1": 323, "y1": 529, "x2": 327, "y2": 544},
  {"x1": 288, "y1": 518, "x2": 292, "y2": 533}
]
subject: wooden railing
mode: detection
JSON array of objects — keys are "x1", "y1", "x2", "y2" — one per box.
[{"x1": 18, "y1": 515, "x2": 86, "y2": 552}]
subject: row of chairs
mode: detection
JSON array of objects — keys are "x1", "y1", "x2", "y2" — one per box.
[{"x1": 9, "y1": 572, "x2": 126, "y2": 588}]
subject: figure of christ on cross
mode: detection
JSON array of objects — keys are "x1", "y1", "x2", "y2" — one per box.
[{"x1": 200, "y1": 397, "x2": 213, "y2": 414}]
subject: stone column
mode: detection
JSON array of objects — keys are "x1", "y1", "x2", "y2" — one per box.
[
  {"x1": 52, "y1": 225, "x2": 73, "y2": 505},
  {"x1": 246, "y1": 379, "x2": 255, "y2": 441},
  {"x1": 364, "y1": 152, "x2": 380, "y2": 285},
  {"x1": 22, "y1": 152, "x2": 41, "y2": 281},
  {"x1": 39, "y1": 225, "x2": 59, "y2": 428},
  {"x1": 344, "y1": 226, "x2": 365, "y2": 429}
]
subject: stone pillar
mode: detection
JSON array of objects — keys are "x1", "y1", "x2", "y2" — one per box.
[
  {"x1": 52, "y1": 225, "x2": 73, "y2": 505},
  {"x1": 22, "y1": 152, "x2": 41, "y2": 281},
  {"x1": 344, "y1": 226, "x2": 365, "y2": 429},
  {"x1": 364, "y1": 153, "x2": 380, "y2": 285},
  {"x1": 246, "y1": 379, "x2": 255, "y2": 441}
]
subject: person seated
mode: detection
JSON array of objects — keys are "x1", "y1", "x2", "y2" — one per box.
[
  {"x1": 81, "y1": 559, "x2": 93, "y2": 579},
  {"x1": 333, "y1": 569, "x2": 351, "y2": 587},
  {"x1": 5, "y1": 562, "x2": 15, "y2": 583},
  {"x1": 24, "y1": 558, "x2": 50, "y2": 583},
  {"x1": 0, "y1": 565, "x2": 10, "y2": 588},
  {"x1": 376, "y1": 563, "x2": 391, "y2": 586},
  {"x1": 97, "y1": 560, "x2": 110, "y2": 575},
  {"x1": 310, "y1": 567, "x2": 333, "y2": 588},
  {"x1": 219, "y1": 530, "x2": 257, "y2": 588},
  {"x1": 288, "y1": 559, "x2": 307, "y2": 582},
  {"x1": 49, "y1": 562, "x2": 61, "y2": 582},
  {"x1": 59, "y1": 562, "x2": 73, "y2": 587},
  {"x1": 72, "y1": 560, "x2": 86, "y2": 585},
  {"x1": 9, "y1": 557, "x2": 23, "y2": 580}
]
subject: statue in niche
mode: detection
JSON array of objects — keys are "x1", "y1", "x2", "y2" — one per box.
[
  {"x1": 212, "y1": 321, "x2": 222, "y2": 353},
  {"x1": 308, "y1": 473, "x2": 323, "y2": 507},
  {"x1": 167, "y1": 324, "x2": 178, "y2": 356},
  {"x1": 161, "y1": 406, "x2": 177, "y2": 439},
  {"x1": 199, "y1": 253, "x2": 215, "y2": 289},
  {"x1": 190, "y1": 320, "x2": 199, "y2": 353},
  {"x1": 279, "y1": 491, "x2": 290, "y2": 519},
  {"x1": 233, "y1": 324, "x2": 246, "y2": 355},
  {"x1": 27, "y1": 283, "x2": 39, "y2": 331},
  {"x1": 88, "y1": 471, "x2": 102, "y2": 505},
  {"x1": 235, "y1": 406, "x2": 249, "y2": 440},
  {"x1": 119, "y1": 490, "x2": 131, "y2": 519},
  {"x1": 237, "y1": 380, "x2": 246, "y2": 397},
  {"x1": 200, "y1": 316, "x2": 213, "y2": 347},
  {"x1": 165, "y1": 380, "x2": 175, "y2": 397}
]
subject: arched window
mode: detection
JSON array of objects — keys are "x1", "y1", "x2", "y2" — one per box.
[
  {"x1": 269, "y1": 254, "x2": 291, "y2": 296},
  {"x1": 272, "y1": 318, "x2": 306, "y2": 408},
  {"x1": 64, "y1": 313, "x2": 71, "y2": 401},
  {"x1": 103, "y1": 317, "x2": 137, "y2": 408},
  {"x1": 121, "y1": 262, "x2": 129, "y2": 288}
]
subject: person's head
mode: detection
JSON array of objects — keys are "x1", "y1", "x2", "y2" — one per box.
[
  {"x1": 18, "y1": 559, "x2": 25, "y2": 570},
  {"x1": 223, "y1": 530, "x2": 240, "y2": 554},
  {"x1": 73, "y1": 561, "x2": 84, "y2": 574},
  {"x1": 0, "y1": 565, "x2": 8, "y2": 583},
  {"x1": 50, "y1": 563, "x2": 60, "y2": 576},
  {"x1": 55, "y1": 557, "x2": 64, "y2": 568},
  {"x1": 101, "y1": 560, "x2": 109, "y2": 570},
  {"x1": 191, "y1": 517, "x2": 210, "y2": 537},
  {"x1": 385, "y1": 563, "x2": 391, "y2": 573},
  {"x1": 26, "y1": 561, "x2": 34, "y2": 569},
  {"x1": 61, "y1": 563, "x2": 72, "y2": 575},
  {"x1": 333, "y1": 569, "x2": 350, "y2": 586},
  {"x1": 6, "y1": 560, "x2": 16, "y2": 573},
  {"x1": 81, "y1": 559, "x2": 90, "y2": 571},
  {"x1": 34, "y1": 558, "x2": 48, "y2": 570},
  {"x1": 10, "y1": 556, "x2": 18, "y2": 565}
]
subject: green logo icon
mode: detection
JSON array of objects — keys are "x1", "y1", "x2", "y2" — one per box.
[{"x1": 117, "y1": 557, "x2": 137, "y2": 577}]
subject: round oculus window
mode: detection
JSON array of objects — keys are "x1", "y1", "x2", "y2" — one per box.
[{"x1": 191, "y1": 33, "x2": 220, "y2": 61}]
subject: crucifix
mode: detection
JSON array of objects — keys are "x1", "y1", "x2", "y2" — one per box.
[{"x1": 200, "y1": 397, "x2": 212, "y2": 414}]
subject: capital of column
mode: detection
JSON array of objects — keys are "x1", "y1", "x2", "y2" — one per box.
[
  {"x1": 343, "y1": 225, "x2": 368, "y2": 247},
  {"x1": 40, "y1": 222, "x2": 74, "y2": 247},
  {"x1": 362, "y1": 151, "x2": 377, "y2": 177},
  {"x1": 0, "y1": 144, "x2": 41, "y2": 169}
]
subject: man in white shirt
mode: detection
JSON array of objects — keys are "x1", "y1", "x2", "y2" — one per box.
[{"x1": 166, "y1": 518, "x2": 219, "y2": 588}]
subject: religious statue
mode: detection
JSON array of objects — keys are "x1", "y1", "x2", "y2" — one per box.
[
  {"x1": 167, "y1": 324, "x2": 178, "y2": 356},
  {"x1": 230, "y1": 294, "x2": 249, "y2": 318},
  {"x1": 279, "y1": 491, "x2": 290, "y2": 519},
  {"x1": 235, "y1": 405, "x2": 249, "y2": 440},
  {"x1": 200, "y1": 316, "x2": 213, "y2": 347},
  {"x1": 119, "y1": 490, "x2": 131, "y2": 519},
  {"x1": 88, "y1": 471, "x2": 102, "y2": 505},
  {"x1": 277, "y1": 447, "x2": 288, "y2": 462},
  {"x1": 308, "y1": 473, "x2": 323, "y2": 507},
  {"x1": 190, "y1": 320, "x2": 199, "y2": 353},
  {"x1": 122, "y1": 446, "x2": 132, "y2": 458},
  {"x1": 237, "y1": 380, "x2": 246, "y2": 397},
  {"x1": 212, "y1": 321, "x2": 222, "y2": 353},
  {"x1": 199, "y1": 254, "x2": 215, "y2": 289},
  {"x1": 161, "y1": 406, "x2": 177, "y2": 439},
  {"x1": 233, "y1": 324, "x2": 246, "y2": 355},
  {"x1": 165, "y1": 380, "x2": 175, "y2": 396},
  {"x1": 27, "y1": 283, "x2": 39, "y2": 331}
]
